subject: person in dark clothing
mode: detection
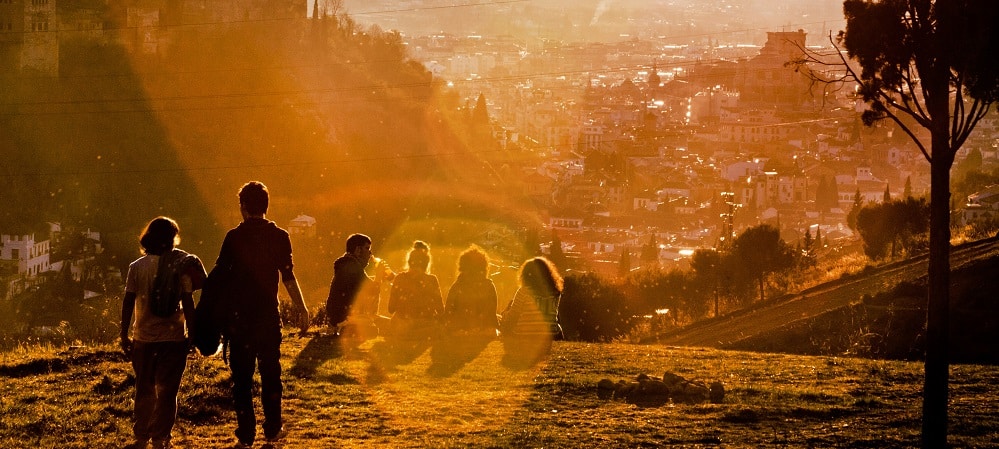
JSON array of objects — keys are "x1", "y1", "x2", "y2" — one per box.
[
  {"x1": 214, "y1": 181, "x2": 309, "y2": 447},
  {"x1": 442, "y1": 245, "x2": 498, "y2": 337},
  {"x1": 325, "y1": 233, "x2": 394, "y2": 336},
  {"x1": 386, "y1": 240, "x2": 443, "y2": 339}
]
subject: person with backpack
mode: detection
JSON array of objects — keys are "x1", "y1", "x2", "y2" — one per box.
[
  {"x1": 213, "y1": 181, "x2": 310, "y2": 447},
  {"x1": 120, "y1": 216, "x2": 206, "y2": 449}
]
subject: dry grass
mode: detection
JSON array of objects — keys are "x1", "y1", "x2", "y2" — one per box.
[{"x1": 1, "y1": 332, "x2": 998, "y2": 448}]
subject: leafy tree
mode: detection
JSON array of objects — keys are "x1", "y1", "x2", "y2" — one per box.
[
  {"x1": 954, "y1": 147, "x2": 984, "y2": 181},
  {"x1": 623, "y1": 268, "x2": 695, "y2": 324},
  {"x1": 690, "y1": 248, "x2": 724, "y2": 317},
  {"x1": 559, "y1": 273, "x2": 633, "y2": 342},
  {"x1": 839, "y1": 2, "x2": 999, "y2": 444},
  {"x1": 731, "y1": 224, "x2": 795, "y2": 303},
  {"x1": 954, "y1": 169, "x2": 999, "y2": 203},
  {"x1": 856, "y1": 205, "x2": 895, "y2": 260},
  {"x1": 858, "y1": 197, "x2": 930, "y2": 260}
]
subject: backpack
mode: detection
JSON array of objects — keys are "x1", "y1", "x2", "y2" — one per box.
[
  {"x1": 193, "y1": 263, "x2": 235, "y2": 357},
  {"x1": 149, "y1": 249, "x2": 204, "y2": 318}
]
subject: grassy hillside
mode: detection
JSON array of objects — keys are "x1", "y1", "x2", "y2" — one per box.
[
  {"x1": 1, "y1": 19, "x2": 540, "y2": 281},
  {"x1": 1, "y1": 334, "x2": 997, "y2": 448}
]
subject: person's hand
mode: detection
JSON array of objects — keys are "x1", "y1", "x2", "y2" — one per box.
[
  {"x1": 186, "y1": 333, "x2": 198, "y2": 354},
  {"x1": 119, "y1": 336, "x2": 133, "y2": 358},
  {"x1": 374, "y1": 259, "x2": 395, "y2": 283},
  {"x1": 298, "y1": 307, "x2": 311, "y2": 334}
]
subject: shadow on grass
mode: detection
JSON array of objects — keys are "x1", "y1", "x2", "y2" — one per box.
[
  {"x1": 0, "y1": 349, "x2": 126, "y2": 378},
  {"x1": 181, "y1": 376, "x2": 234, "y2": 424},
  {"x1": 427, "y1": 336, "x2": 492, "y2": 377},
  {"x1": 500, "y1": 338, "x2": 553, "y2": 371},
  {"x1": 289, "y1": 333, "x2": 346, "y2": 380},
  {"x1": 369, "y1": 338, "x2": 432, "y2": 370}
]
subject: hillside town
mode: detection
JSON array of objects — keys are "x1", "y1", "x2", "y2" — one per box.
[
  {"x1": 408, "y1": 28, "x2": 999, "y2": 274},
  {"x1": 3, "y1": 0, "x2": 999, "y2": 285},
  {"x1": 4, "y1": 3, "x2": 999, "y2": 449}
]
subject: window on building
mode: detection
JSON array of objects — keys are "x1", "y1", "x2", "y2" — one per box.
[{"x1": 11, "y1": 249, "x2": 18, "y2": 260}]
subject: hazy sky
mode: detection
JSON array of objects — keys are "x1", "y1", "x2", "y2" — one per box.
[{"x1": 338, "y1": 0, "x2": 847, "y2": 45}]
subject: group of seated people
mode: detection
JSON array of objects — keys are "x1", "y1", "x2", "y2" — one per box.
[{"x1": 324, "y1": 235, "x2": 564, "y2": 353}]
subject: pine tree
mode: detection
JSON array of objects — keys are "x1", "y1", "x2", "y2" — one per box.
[
  {"x1": 847, "y1": 188, "x2": 863, "y2": 230},
  {"x1": 816, "y1": 176, "x2": 840, "y2": 212},
  {"x1": 472, "y1": 93, "x2": 489, "y2": 126},
  {"x1": 904, "y1": 176, "x2": 913, "y2": 199},
  {"x1": 617, "y1": 247, "x2": 631, "y2": 278},
  {"x1": 549, "y1": 230, "x2": 566, "y2": 268},
  {"x1": 801, "y1": 227, "x2": 816, "y2": 267},
  {"x1": 883, "y1": 183, "x2": 891, "y2": 203},
  {"x1": 640, "y1": 235, "x2": 659, "y2": 268},
  {"x1": 816, "y1": 176, "x2": 829, "y2": 211}
]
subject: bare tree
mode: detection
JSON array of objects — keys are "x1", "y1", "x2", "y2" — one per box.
[{"x1": 321, "y1": 0, "x2": 344, "y2": 18}]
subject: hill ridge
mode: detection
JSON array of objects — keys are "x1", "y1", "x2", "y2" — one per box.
[{"x1": 658, "y1": 236, "x2": 999, "y2": 357}]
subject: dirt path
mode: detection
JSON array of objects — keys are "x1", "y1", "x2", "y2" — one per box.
[{"x1": 660, "y1": 237, "x2": 999, "y2": 348}]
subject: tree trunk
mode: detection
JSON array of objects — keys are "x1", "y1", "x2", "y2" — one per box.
[{"x1": 923, "y1": 130, "x2": 953, "y2": 448}]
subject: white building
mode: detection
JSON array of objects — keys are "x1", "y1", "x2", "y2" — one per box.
[
  {"x1": 1, "y1": 232, "x2": 51, "y2": 278},
  {"x1": 288, "y1": 214, "x2": 317, "y2": 238},
  {"x1": 961, "y1": 184, "x2": 999, "y2": 226}
]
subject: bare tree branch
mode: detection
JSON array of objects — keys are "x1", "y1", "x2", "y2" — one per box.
[{"x1": 790, "y1": 32, "x2": 935, "y2": 162}]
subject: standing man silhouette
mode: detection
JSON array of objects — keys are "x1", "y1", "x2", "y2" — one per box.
[{"x1": 214, "y1": 181, "x2": 309, "y2": 447}]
